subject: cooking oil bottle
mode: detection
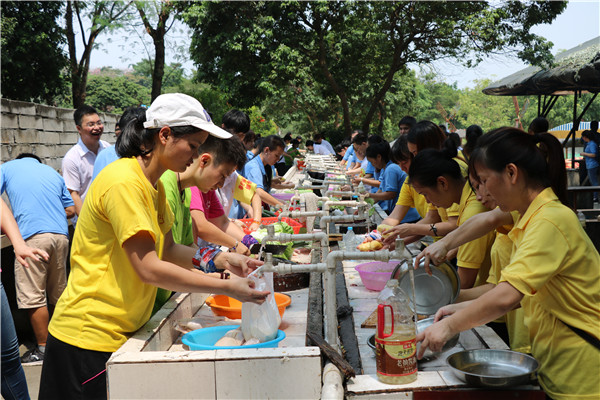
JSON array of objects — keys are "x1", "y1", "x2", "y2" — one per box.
[{"x1": 375, "y1": 279, "x2": 417, "y2": 384}]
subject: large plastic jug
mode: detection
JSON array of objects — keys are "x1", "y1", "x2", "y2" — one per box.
[{"x1": 375, "y1": 279, "x2": 417, "y2": 384}]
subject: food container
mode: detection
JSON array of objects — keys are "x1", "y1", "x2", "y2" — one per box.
[
  {"x1": 447, "y1": 349, "x2": 539, "y2": 388},
  {"x1": 395, "y1": 260, "x2": 460, "y2": 315},
  {"x1": 239, "y1": 217, "x2": 303, "y2": 234},
  {"x1": 206, "y1": 293, "x2": 291, "y2": 319},
  {"x1": 182, "y1": 325, "x2": 286, "y2": 350},
  {"x1": 355, "y1": 261, "x2": 404, "y2": 291}
]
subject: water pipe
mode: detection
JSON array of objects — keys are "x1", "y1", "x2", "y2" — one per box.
[
  {"x1": 318, "y1": 204, "x2": 368, "y2": 232},
  {"x1": 260, "y1": 238, "x2": 412, "y2": 348}
]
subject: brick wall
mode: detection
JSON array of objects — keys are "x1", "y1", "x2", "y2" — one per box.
[{"x1": 1, "y1": 98, "x2": 119, "y2": 172}]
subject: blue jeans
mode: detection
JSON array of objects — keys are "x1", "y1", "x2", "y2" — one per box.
[
  {"x1": 1, "y1": 281, "x2": 30, "y2": 400},
  {"x1": 587, "y1": 166, "x2": 599, "y2": 201}
]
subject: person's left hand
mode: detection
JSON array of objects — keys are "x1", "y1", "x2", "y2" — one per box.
[
  {"x1": 216, "y1": 252, "x2": 263, "y2": 277},
  {"x1": 415, "y1": 318, "x2": 456, "y2": 359},
  {"x1": 13, "y1": 243, "x2": 49, "y2": 267}
]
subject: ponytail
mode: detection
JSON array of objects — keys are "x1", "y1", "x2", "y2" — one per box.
[
  {"x1": 408, "y1": 147, "x2": 462, "y2": 188},
  {"x1": 471, "y1": 127, "x2": 567, "y2": 205}
]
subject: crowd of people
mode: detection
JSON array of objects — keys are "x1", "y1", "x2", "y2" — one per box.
[{"x1": 0, "y1": 92, "x2": 598, "y2": 400}]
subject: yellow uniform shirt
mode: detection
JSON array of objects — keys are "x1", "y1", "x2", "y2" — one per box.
[
  {"x1": 501, "y1": 188, "x2": 600, "y2": 400},
  {"x1": 455, "y1": 182, "x2": 495, "y2": 288},
  {"x1": 396, "y1": 180, "x2": 429, "y2": 218},
  {"x1": 486, "y1": 229, "x2": 530, "y2": 353},
  {"x1": 49, "y1": 157, "x2": 175, "y2": 352}
]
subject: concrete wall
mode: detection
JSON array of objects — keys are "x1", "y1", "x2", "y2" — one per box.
[{"x1": 1, "y1": 98, "x2": 119, "y2": 172}]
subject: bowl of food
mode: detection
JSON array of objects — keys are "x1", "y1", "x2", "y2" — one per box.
[
  {"x1": 447, "y1": 349, "x2": 539, "y2": 387},
  {"x1": 182, "y1": 325, "x2": 286, "y2": 350},
  {"x1": 355, "y1": 261, "x2": 404, "y2": 291},
  {"x1": 206, "y1": 293, "x2": 291, "y2": 319}
]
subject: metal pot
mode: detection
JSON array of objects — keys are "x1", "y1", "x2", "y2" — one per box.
[{"x1": 447, "y1": 349, "x2": 539, "y2": 388}]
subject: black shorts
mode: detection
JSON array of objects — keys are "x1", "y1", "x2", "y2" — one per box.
[{"x1": 39, "y1": 333, "x2": 112, "y2": 400}]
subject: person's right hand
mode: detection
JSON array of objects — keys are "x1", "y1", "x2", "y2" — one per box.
[
  {"x1": 414, "y1": 240, "x2": 449, "y2": 275},
  {"x1": 226, "y1": 277, "x2": 270, "y2": 304},
  {"x1": 13, "y1": 243, "x2": 49, "y2": 268}
]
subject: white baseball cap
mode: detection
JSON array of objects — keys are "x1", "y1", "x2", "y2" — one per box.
[{"x1": 143, "y1": 93, "x2": 232, "y2": 139}]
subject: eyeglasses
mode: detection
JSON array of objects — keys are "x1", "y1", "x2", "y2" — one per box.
[{"x1": 84, "y1": 121, "x2": 104, "y2": 128}]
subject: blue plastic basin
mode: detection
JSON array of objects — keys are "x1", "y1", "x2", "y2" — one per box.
[{"x1": 182, "y1": 325, "x2": 286, "y2": 350}]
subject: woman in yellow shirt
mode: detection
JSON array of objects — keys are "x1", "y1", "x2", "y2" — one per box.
[
  {"x1": 416, "y1": 128, "x2": 599, "y2": 400},
  {"x1": 404, "y1": 146, "x2": 495, "y2": 289},
  {"x1": 380, "y1": 124, "x2": 460, "y2": 246},
  {"x1": 39, "y1": 94, "x2": 269, "y2": 400}
]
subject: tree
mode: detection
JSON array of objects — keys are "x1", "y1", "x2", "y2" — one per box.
[
  {"x1": 131, "y1": 59, "x2": 186, "y2": 90},
  {"x1": 1, "y1": 1, "x2": 68, "y2": 104},
  {"x1": 183, "y1": 1, "x2": 567, "y2": 135},
  {"x1": 133, "y1": 0, "x2": 180, "y2": 101},
  {"x1": 65, "y1": 0, "x2": 132, "y2": 108},
  {"x1": 85, "y1": 74, "x2": 150, "y2": 113}
]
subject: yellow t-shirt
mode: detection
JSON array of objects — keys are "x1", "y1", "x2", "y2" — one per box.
[
  {"x1": 501, "y1": 188, "x2": 600, "y2": 400},
  {"x1": 396, "y1": 180, "x2": 429, "y2": 218},
  {"x1": 455, "y1": 182, "x2": 495, "y2": 288},
  {"x1": 486, "y1": 230, "x2": 530, "y2": 353},
  {"x1": 233, "y1": 174, "x2": 257, "y2": 205},
  {"x1": 49, "y1": 157, "x2": 175, "y2": 352}
]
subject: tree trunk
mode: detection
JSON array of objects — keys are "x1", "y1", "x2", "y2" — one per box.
[{"x1": 151, "y1": 34, "x2": 165, "y2": 101}]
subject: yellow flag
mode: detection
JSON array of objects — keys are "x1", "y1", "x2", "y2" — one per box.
[{"x1": 233, "y1": 175, "x2": 256, "y2": 205}]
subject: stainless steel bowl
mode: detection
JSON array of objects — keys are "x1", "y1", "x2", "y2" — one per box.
[
  {"x1": 416, "y1": 317, "x2": 459, "y2": 358},
  {"x1": 395, "y1": 260, "x2": 461, "y2": 315},
  {"x1": 447, "y1": 349, "x2": 539, "y2": 388}
]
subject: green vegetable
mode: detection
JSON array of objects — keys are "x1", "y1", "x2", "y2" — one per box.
[{"x1": 250, "y1": 222, "x2": 295, "y2": 259}]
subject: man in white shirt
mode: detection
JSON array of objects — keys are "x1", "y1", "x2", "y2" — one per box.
[
  {"x1": 305, "y1": 140, "x2": 329, "y2": 155},
  {"x1": 62, "y1": 105, "x2": 110, "y2": 219},
  {"x1": 312, "y1": 133, "x2": 335, "y2": 155}
]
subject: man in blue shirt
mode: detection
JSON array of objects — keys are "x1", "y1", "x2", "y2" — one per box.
[
  {"x1": 242, "y1": 135, "x2": 291, "y2": 207},
  {"x1": 1, "y1": 154, "x2": 74, "y2": 363}
]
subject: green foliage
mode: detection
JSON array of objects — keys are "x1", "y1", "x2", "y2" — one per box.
[
  {"x1": 169, "y1": 79, "x2": 230, "y2": 124},
  {"x1": 247, "y1": 106, "x2": 279, "y2": 137},
  {"x1": 1, "y1": 1, "x2": 69, "y2": 104},
  {"x1": 131, "y1": 60, "x2": 187, "y2": 89},
  {"x1": 85, "y1": 75, "x2": 151, "y2": 113},
  {"x1": 182, "y1": 1, "x2": 566, "y2": 135}
]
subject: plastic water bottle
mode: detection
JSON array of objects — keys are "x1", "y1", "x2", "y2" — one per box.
[
  {"x1": 376, "y1": 279, "x2": 417, "y2": 384},
  {"x1": 344, "y1": 226, "x2": 357, "y2": 250}
]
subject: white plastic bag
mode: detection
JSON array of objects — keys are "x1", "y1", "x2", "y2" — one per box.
[{"x1": 241, "y1": 271, "x2": 281, "y2": 342}]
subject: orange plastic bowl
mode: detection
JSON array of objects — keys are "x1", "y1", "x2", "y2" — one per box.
[{"x1": 206, "y1": 293, "x2": 291, "y2": 319}]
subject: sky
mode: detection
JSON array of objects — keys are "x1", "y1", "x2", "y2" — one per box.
[{"x1": 89, "y1": 1, "x2": 600, "y2": 89}]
